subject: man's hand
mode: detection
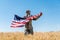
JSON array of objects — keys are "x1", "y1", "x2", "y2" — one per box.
[{"x1": 39, "y1": 12, "x2": 42, "y2": 16}]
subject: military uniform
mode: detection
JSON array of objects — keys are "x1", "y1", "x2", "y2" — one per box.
[{"x1": 24, "y1": 14, "x2": 41, "y2": 35}]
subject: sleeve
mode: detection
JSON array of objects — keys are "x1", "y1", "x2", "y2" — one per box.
[{"x1": 33, "y1": 12, "x2": 42, "y2": 20}]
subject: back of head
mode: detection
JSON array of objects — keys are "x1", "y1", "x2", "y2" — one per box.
[{"x1": 26, "y1": 10, "x2": 31, "y2": 16}]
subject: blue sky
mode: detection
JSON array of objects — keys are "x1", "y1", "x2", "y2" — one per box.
[{"x1": 0, "y1": 0, "x2": 60, "y2": 32}]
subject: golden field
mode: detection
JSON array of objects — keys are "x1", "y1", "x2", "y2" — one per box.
[{"x1": 0, "y1": 32, "x2": 60, "y2": 40}]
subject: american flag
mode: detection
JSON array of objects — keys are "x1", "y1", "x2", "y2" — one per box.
[{"x1": 10, "y1": 12, "x2": 42, "y2": 28}]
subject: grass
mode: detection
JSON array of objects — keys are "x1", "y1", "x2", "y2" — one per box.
[{"x1": 0, "y1": 32, "x2": 60, "y2": 40}]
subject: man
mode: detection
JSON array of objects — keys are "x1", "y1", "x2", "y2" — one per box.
[
  {"x1": 24, "y1": 10, "x2": 42, "y2": 35},
  {"x1": 14, "y1": 10, "x2": 42, "y2": 35}
]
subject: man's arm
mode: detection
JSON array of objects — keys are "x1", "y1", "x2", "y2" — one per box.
[{"x1": 33, "y1": 12, "x2": 42, "y2": 20}]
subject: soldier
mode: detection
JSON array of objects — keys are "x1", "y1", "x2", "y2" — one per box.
[
  {"x1": 24, "y1": 10, "x2": 42, "y2": 35},
  {"x1": 13, "y1": 10, "x2": 42, "y2": 35}
]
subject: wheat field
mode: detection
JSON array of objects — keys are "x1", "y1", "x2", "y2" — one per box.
[{"x1": 0, "y1": 32, "x2": 60, "y2": 40}]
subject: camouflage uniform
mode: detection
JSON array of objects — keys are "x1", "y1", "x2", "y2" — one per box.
[
  {"x1": 25, "y1": 16, "x2": 33, "y2": 35},
  {"x1": 24, "y1": 15, "x2": 40, "y2": 35}
]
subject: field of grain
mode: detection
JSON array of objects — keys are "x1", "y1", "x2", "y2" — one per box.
[{"x1": 0, "y1": 32, "x2": 60, "y2": 40}]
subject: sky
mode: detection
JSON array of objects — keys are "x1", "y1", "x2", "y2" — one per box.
[{"x1": 0, "y1": 0, "x2": 60, "y2": 32}]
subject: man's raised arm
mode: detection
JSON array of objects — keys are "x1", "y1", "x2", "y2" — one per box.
[{"x1": 33, "y1": 12, "x2": 42, "y2": 20}]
